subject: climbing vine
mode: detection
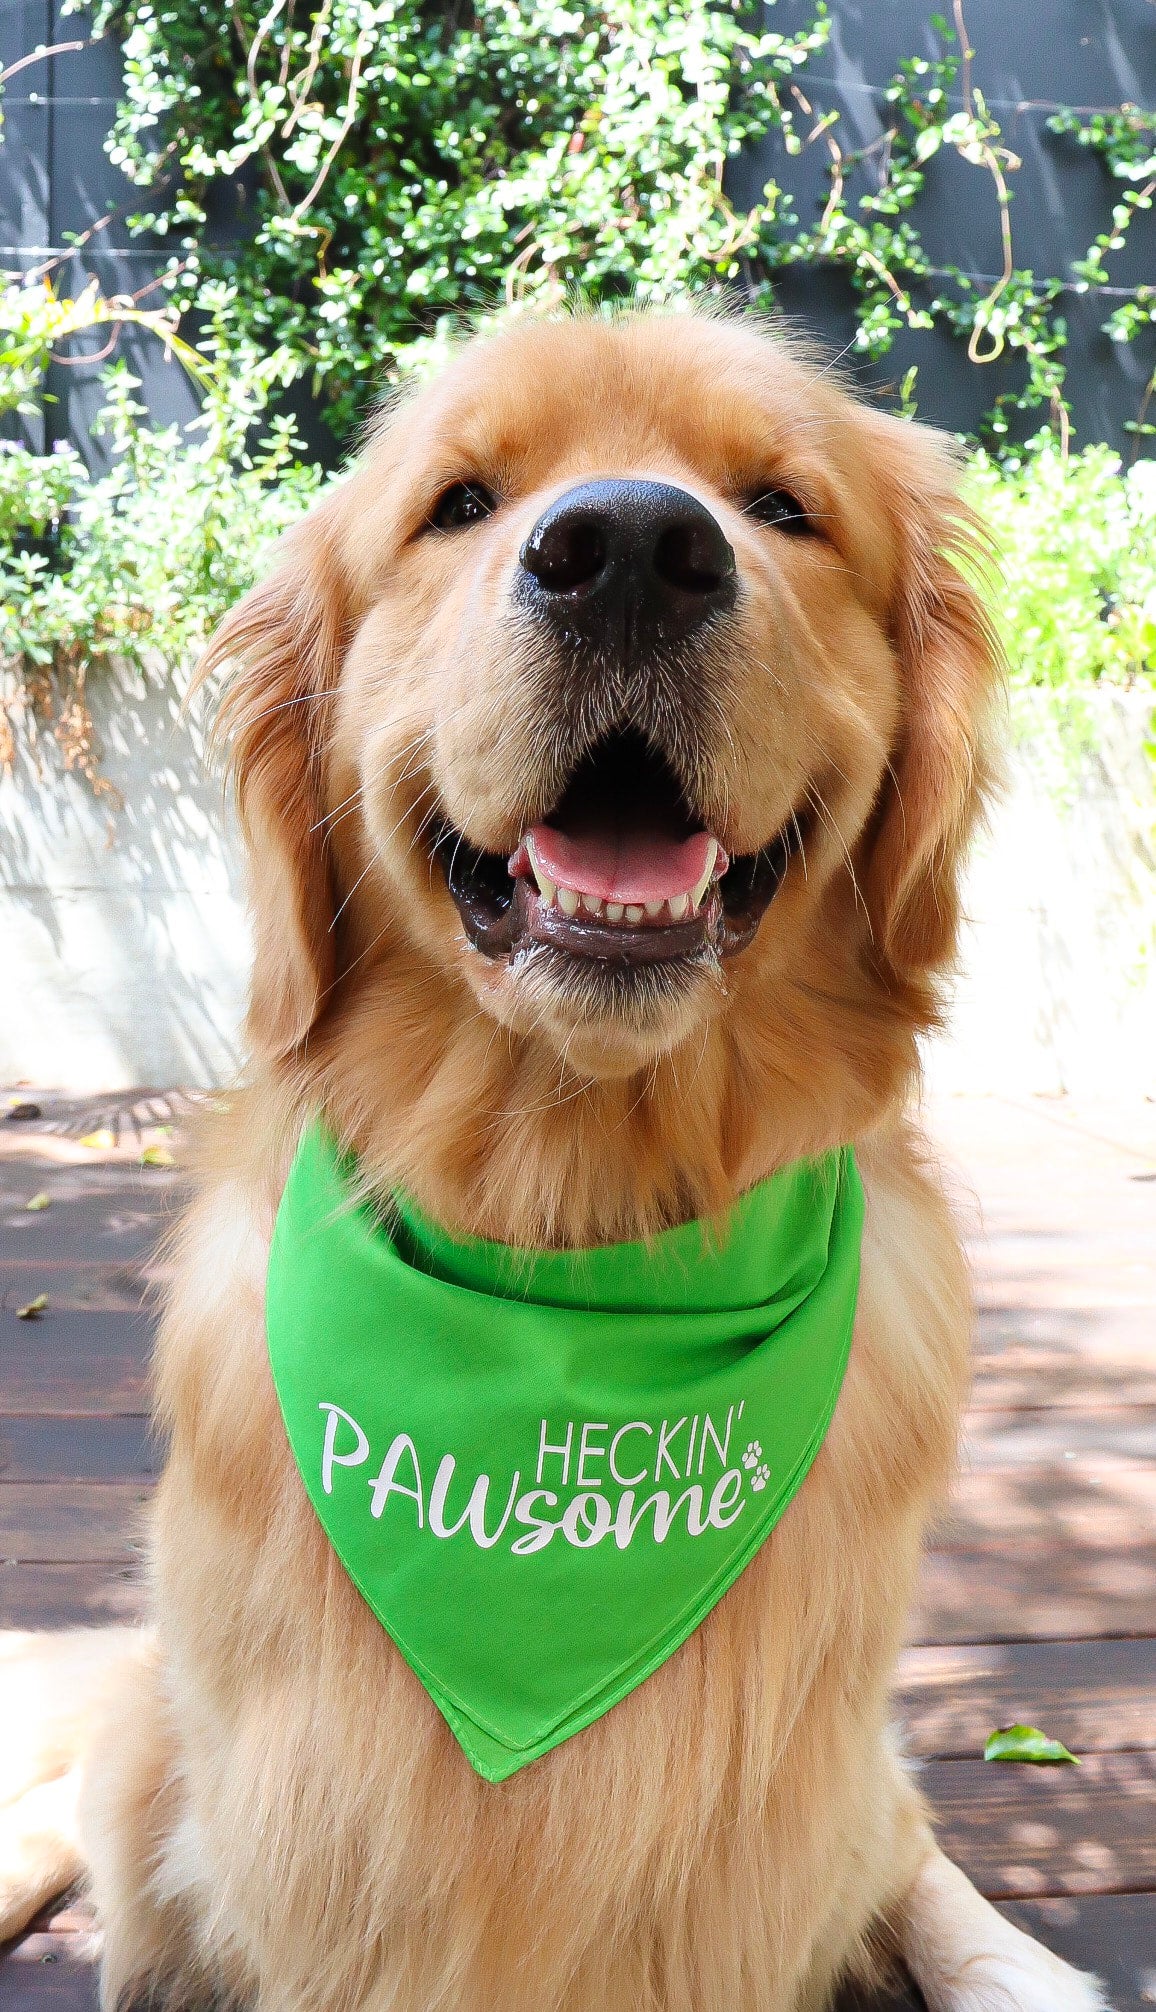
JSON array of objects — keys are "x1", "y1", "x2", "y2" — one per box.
[{"x1": 69, "y1": 0, "x2": 1156, "y2": 445}]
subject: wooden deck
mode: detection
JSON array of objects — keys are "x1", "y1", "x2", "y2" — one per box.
[{"x1": 1, "y1": 1089, "x2": 1153, "y2": 2009}]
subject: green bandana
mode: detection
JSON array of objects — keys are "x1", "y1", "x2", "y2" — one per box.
[{"x1": 267, "y1": 1123, "x2": 863, "y2": 1782}]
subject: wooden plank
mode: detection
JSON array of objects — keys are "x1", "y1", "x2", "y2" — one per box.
[
  {"x1": 913, "y1": 1452, "x2": 1156, "y2": 1644},
  {"x1": 0, "y1": 1933, "x2": 925, "y2": 2012},
  {"x1": 932, "y1": 1090, "x2": 1156, "y2": 1206},
  {"x1": 1003, "y1": 1892, "x2": 1156, "y2": 2012},
  {"x1": 0, "y1": 1559, "x2": 147, "y2": 1627},
  {"x1": 0, "y1": 1951, "x2": 929, "y2": 2012},
  {"x1": 0, "y1": 1947, "x2": 99, "y2": 2012},
  {"x1": 970, "y1": 1305, "x2": 1156, "y2": 1411},
  {"x1": 0, "y1": 1310, "x2": 152, "y2": 1414},
  {"x1": 7, "y1": 1903, "x2": 1151, "y2": 2012},
  {"x1": 912, "y1": 1545, "x2": 1155, "y2": 1644},
  {"x1": 897, "y1": 1639, "x2": 1156, "y2": 1759},
  {"x1": 23, "y1": 1900, "x2": 97, "y2": 1939},
  {"x1": 963, "y1": 1406, "x2": 1156, "y2": 1466},
  {"x1": 941, "y1": 1090, "x2": 1156, "y2": 1164},
  {"x1": 7, "y1": 1459, "x2": 1135, "y2": 1623},
  {"x1": 0, "y1": 1899, "x2": 100, "y2": 2009},
  {"x1": 0, "y1": 1174, "x2": 180, "y2": 1270},
  {"x1": 973, "y1": 1236, "x2": 1156, "y2": 1298},
  {"x1": 0, "y1": 1416, "x2": 158, "y2": 1482},
  {"x1": 923, "y1": 1751, "x2": 1156, "y2": 1900},
  {"x1": 936, "y1": 1461, "x2": 1156, "y2": 1572},
  {"x1": 0, "y1": 1482, "x2": 152, "y2": 1562},
  {"x1": 5, "y1": 1480, "x2": 1132, "y2": 1635},
  {"x1": 0, "y1": 1941, "x2": 928, "y2": 2012},
  {"x1": 0, "y1": 1089, "x2": 194, "y2": 1155},
  {"x1": 0, "y1": 1263, "x2": 150, "y2": 1313},
  {"x1": 1, "y1": 1171, "x2": 177, "y2": 1225}
]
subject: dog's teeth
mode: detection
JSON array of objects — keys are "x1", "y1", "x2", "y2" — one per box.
[
  {"x1": 690, "y1": 842, "x2": 720, "y2": 911},
  {"x1": 523, "y1": 839, "x2": 721, "y2": 928},
  {"x1": 524, "y1": 836, "x2": 558, "y2": 907}
]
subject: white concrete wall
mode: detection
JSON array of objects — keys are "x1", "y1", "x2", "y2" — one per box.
[
  {"x1": 930, "y1": 689, "x2": 1156, "y2": 1099},
  {"x1": 2, "y1": 676, "x2": 1154, "y2": 1094},
  {"x1": 0, "y1": 664, "x2": 250, "y2": 1089}
]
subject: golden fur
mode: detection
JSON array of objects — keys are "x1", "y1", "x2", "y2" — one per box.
[{"x1": 46, "y1": 309, "x2": 1102, "y2": 2010}]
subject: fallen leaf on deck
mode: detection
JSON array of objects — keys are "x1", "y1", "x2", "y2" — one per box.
[
  {"x1": 6, "y1": 1101, "x2": 42, "y2": 1122},
  {"x1": 16, "y1": 1293, "x2": 48, "y2": 1319},
  {"x1": 24, "y1": 1192, "x2": 51, "y2": 1211},
  {"x1": 141, "y1": 1144, "x2": 176, "y2": 1167},
  {"x1": 80, "y1": 1128, "x2": 116, "y2": 1150},
  {"x1": 984, "y1": 1725, "x2": 1080, "y2": 1765}
]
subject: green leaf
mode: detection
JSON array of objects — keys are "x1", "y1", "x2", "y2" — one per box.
[
  {"x1": 16, "y1": 1293, "x2": 48, "y2": 1320},
  {"x1": 914, "y1": 127, "x2": 942, "y2": 162},
  {"x1": 24, "y1": 1191, "x2": 51, "y2": 1211},
  {"x1": 140, "y1": 1144, "x2": 176, "y2": 1167},
  {"x1": 984, "y1": 1725, "x2": 1081, "y2": 1765}
]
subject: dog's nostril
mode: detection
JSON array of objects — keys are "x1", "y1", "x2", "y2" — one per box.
[
  {"x1": 520, "y1": 513, "x2": 607, "y2": 594},
  {"x1": 653, "y1": 518, "x2": 735, "y2": 596}
]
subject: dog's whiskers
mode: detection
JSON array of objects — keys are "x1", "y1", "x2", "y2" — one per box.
[
  {"x1": 804, "y1": 779, "x2": 871, "y2": 930},
  {"x1": 327, "y1": 778, "x2": 441, "y2": 934},
  {"x1": 218, "y1": 688, "x2": 334, "y2": 735}
]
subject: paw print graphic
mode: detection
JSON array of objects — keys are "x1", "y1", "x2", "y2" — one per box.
[
  {"x1": 750, "y1": 1462, "x2": 771, "y2": 1492},
  {"x1": 741, "y1": 1440, "x2": 762, "y2": 1471}
]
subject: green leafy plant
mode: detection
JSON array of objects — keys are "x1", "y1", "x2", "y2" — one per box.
[
  {"x1": 966, "y1": 441, "x2": 1156, "y2": 690},
  {"x1": 71, "y1": 0, "x2": 1155, "y2": 448},
  {"x1": 2, "y1": 0, "x2": 1155, "y2": 791},
  {"x1": 88, "y1": 0, "x2": 830, "y2": 437},
  {"x1": 0, "y1": 282, "x2": 323, "y2": 780}
]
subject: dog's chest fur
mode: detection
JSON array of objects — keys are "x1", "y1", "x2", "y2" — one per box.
[{"x1": 146, "y1": 1127, "x2": 967, "y2": 2012}]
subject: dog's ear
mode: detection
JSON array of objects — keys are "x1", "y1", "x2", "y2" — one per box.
[
  {"x1": 857, "y1": 411, "x2": 1003, "y2": 988},
  {"x1": 199, "y1": 497, "x2": 351, "y2": 1060}
]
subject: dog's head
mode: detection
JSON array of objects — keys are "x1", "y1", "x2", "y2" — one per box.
[{"x1": 205, "y1": 312, "x2": 998, "y2": 1230}]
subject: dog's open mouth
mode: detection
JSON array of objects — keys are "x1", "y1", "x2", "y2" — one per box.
[{"x1": 432, "y1": 731, "x2": 803, "y2": 968}]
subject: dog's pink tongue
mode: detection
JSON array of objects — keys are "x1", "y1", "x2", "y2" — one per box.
[{"x1": 525, "y1": 824, "x2": 718, "y2": 905}]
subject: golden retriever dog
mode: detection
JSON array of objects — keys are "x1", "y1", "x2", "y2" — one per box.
[{"x1": 0, "y1": 309, "x2": 1108, "y2": 2012}]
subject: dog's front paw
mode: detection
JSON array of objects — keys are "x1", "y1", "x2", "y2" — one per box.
[
  {"x1": 937, "y1": 1940, "x2": 1110, "y2": 2012},
  {"x1": 901, "y1": 1851, "x2": 1112, "y2": 2012}
]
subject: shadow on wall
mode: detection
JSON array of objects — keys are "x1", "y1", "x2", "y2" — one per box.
[{"x1": 0, "y1": 663, "x2": 250, "y2": 1089}]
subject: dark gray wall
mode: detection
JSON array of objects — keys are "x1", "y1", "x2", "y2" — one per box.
[
  {"x1": 736, "y1": 0, "x2": 1156, "y2": 450},
  {"x1": 3, "y1": 0, "x2": 1155, "y2": 458},
  {"x1": 0, "y1": 0, "x2": 198, "y2": 467}
]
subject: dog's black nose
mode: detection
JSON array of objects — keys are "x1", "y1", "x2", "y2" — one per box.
[{"x1": 518, "y1": 479, "x2": 736, "y2": 652}]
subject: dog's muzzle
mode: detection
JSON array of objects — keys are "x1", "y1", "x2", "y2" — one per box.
[
  {"x1": 432, "y1": 730, "x2": 804, "y2": 973},
  {"x1": 429, "y1": 485, "x2": 803, "y2": 979}
]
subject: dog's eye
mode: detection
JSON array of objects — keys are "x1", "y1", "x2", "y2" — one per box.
[
  {"x1": 429, "y1": 482, "x2": 498, "y2": 531},
  {"x1": 744, "y1": 488, "x2": 813, "y2": 536}
]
